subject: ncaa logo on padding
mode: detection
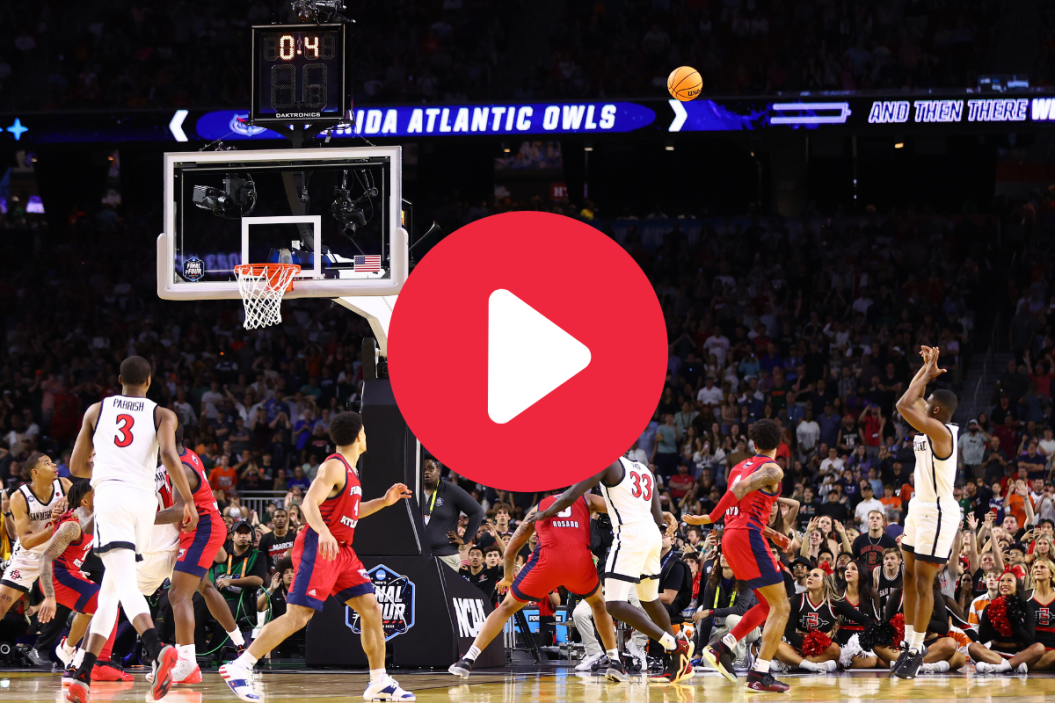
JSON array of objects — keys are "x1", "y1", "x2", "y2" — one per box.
[{"x1": 347, "y1": 565, "x2": 415, "y2": 641}]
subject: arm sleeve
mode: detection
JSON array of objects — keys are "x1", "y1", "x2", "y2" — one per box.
[
  {"x1": 834, "y1": 598, "x2": 873, "y2": 626},
  {"x1": 450, "y1": 483, "x2": 485, "y2": 546},
  {"x1": 708, "y1": 490, "x2": 739, "y2": 523}
]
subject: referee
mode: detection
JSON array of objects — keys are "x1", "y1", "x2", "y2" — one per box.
[{"x1": 422, "y1": 460, "x2": 484, "y2": 571}]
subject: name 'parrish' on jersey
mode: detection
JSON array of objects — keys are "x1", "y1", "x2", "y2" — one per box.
[{"x1": 111, "y1": 398, "x2": 147, "y2": 413}]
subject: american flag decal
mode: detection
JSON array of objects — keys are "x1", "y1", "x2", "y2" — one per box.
[{"x1": 354, "y1": 255, "x2": 381, "y2": 272}]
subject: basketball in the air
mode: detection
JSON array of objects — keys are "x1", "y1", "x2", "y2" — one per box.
[{"x1": 667, "y1": 66, "x2": 702, "y2": 101}]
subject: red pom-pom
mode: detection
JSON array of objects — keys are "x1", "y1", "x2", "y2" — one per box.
[
  {"x1": 988, "y1": 596, "x2": 1013, "y2": 638},
  {"x1": 818, "y1": 561, "x2": 834, "y2": 576},
  {"x1": 891, "y1": 612, "x2": 905, "y2": 647},
  {"x1": 801, "y1": 630, "x2": 833, "y2": 657}
]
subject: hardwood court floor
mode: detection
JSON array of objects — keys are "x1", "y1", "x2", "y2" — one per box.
[{"x1": 4, "y1": 668, "x2": 1055, "y2": 702}]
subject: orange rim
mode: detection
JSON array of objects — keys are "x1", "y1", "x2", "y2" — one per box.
[{"x1": 234, "y1": 263, "x2": 300, "y2": 292}]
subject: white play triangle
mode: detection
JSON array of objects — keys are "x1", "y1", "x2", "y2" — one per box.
[{"x1": 488, "y1": 289, "x2": 592, "y2": 424}]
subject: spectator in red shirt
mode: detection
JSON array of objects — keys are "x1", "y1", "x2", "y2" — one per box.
[
  {"x1": 858, "y1": 405, "x2": 885, "y2": 459},
  {"x1": 992, "y1": 415, "x2": 1020, "y2": 457},
  {"x1": 668, "y1": 462, "x2": 696, "y2": 502}
]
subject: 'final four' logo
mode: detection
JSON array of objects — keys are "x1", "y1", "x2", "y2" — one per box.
[{"x1": 347, "y1": 565, "x2": 415, "y2": 641}]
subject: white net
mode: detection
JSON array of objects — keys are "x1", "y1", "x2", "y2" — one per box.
[{"x1": 234, "y1": 264, "x2": 300, "y2": 330}]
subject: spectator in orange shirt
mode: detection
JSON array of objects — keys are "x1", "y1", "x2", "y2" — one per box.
[
  {"x1": 208, "y1": 454, "x2": 239, "y2": 498},
  {"x1": 879, "y1": 484, "x2": 903, "y2": 522},
  {"x1": 1005, "y1": 479, "x2": 1035, "y2": 530},
  {"x1": 900, "y1": 473, "x2": 914, "y2": 505}
]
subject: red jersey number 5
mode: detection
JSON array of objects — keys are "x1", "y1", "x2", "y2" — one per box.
[
  {"x1": 114, "y1": 414, "x2": 135, "y2": 447},
  {"x1": 629, "y1": 471, "x2": 653, "y2": 501}
]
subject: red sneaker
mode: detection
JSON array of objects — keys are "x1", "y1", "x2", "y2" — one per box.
[
  {"x1": 151, "y1": 645, "x2": 180, "y2": 701},
  {"x1": 65, "y1": 679, "x2": 90, "y2": 703},
  {"x1": 91, "y1": 663, "x2": 134, "y2": 682}
]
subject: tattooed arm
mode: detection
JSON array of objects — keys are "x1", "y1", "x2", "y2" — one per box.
[
  {"x1": 731, "y1": 462, "x2": 784, "y2": 500},
  {"x1": 499, "y1": 509, "x2": 538, "y2": 589},
  {"x1": 37, "y1": 520, "x2": 81, "y2": 623}
]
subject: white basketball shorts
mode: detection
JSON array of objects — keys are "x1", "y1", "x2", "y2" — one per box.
[
  {"x1": 604, "y1": 525, "x2": 662, "y2": 602},
  {"x1": 902, "y1": 499, "x2": 961, "y2": 564},
  {"x1": 137, "y1": 549, "x2": 178, "y2": 595},
  {"x1": 1, "y1": 543, "x2": 42, "y2": 593},
  {"x1": 93, "y1": 482, "x2": 156, "y2": 559}
]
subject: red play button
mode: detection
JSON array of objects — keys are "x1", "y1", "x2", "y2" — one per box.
[{"x1": 387, "y1": 211, "x2": 667, "y2": 491}]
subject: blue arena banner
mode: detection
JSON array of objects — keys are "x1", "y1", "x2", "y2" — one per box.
[
  {"x1": 3, "y1": 92, "x2": 1055, "y2": 145},
  {"x1": 193, "y1": 102, "x2": 656, "y2": 141}
]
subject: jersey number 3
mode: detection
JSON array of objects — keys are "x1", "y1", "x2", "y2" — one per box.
[
  {"x1": 629, "y1": 471, "x2": 653, "y2": 501},
  {"x1": 114, "y1": 414, "x2": 135, "y2": 447}
]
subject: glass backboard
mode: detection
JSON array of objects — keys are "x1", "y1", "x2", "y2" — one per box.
[{"x1": 157, "y1": 146, "x2": 406, "y2": 301}]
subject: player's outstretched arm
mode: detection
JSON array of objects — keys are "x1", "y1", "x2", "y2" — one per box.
[
  {"x1": 301, "y1": 459, "x2": 344, "y2": 560},
  {"x1": 359, "y1": 483, "x2": 412, "y2": 520},
  {"x1": 69, "y1": 402, "x2": 101, "y2": 478},
  {"x1": 895, "y1": 346, "x2": 948, "y2": 440},
  {"x1": 157, "y1": 408, "x2": 198, "y2": 533},
  {"x1": 529, "y1": 466, "x2": 610, "y2": 523}
]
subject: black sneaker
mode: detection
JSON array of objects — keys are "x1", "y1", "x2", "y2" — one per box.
[
  {"x1": 448, "y1": 657, "x2": 475, "y2": 679},
  {"x1": 605, "y1": 656, "x2": 629, "y2": 682},
  {"x1": 893, "y1": 647, "x2": 925, "y2": 680},
  {"x1": 701, "y1": 640, "x2": 737, "y2": 683},
  {"x1": 745, "y1": 670, "x2": 790, "y2": 693}
]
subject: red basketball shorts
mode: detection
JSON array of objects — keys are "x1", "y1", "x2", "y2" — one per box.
[
  {"x1": 511, "y1": 548, "x2": 599, "y2": 602},
  {"x1": 176, "y1": 512, "x2": 226, "y2": 578},
  {"x1": 53, "y1": 566, "x2": 100, "y2": 614},
  {"x1": 287, "y1": 527, "x2": 374, "y2": 611},
  {"x1": 722, "y1": 527, "x2": 784, "y2": 590}
]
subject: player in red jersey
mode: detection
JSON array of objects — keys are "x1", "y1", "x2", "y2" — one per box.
[
  {"x1": 37, "y1": 481, "x2": 97, "y2": 679},
  {"x1": 685, "y1": 419, "x2": 795, "y2": 693},
  {"x1": 155, "y1": 423, "x2": 247, "y2": 684},
  {"x1": 448, "y1": 492, "x2": 624, "y2": 680},
  {"x1": 221, "y1": 412, "x2": 415, "y2": 702}
]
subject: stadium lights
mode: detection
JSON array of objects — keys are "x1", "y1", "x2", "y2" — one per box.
[{"x1": 895, "y1": 142, "x2": 905, "y2": 149}]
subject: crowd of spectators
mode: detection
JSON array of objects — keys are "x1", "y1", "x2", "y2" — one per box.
[
  {"x1": 2, "y1": 0, "x2": 1049, "y2": 112},
  {"x1": 0, "y1": 188, "x2": 1050, "y2": 668}
]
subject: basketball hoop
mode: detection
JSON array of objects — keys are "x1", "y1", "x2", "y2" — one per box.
[{"x1": 233, "y1": 263, "x2": 300, "y2": 329}]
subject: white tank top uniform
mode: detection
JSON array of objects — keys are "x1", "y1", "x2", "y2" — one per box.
[
  {"x1": 137, "y1": 467, "x2": 181, "y2": 595},
  {"x1": 0, "y1": 479, "x2": 66, "y2": 592},
  {"x1": 600, "y1": 457, "x2": 662, "y2": 601},
  {"x1": 903, "y1": 423, "x2": 962, "y2": 563},
  {"x1": 91, "y1": 395, "x2": 163, "y2": 557}
]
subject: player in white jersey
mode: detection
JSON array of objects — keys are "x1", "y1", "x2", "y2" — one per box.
[
  {"x1": 0, "y1": 453, "x2": 71, "y2": 616},
  {"x1": 530, "y1": 455, "x2": 694, "y2": 682},
  {"x1": 892, "y1": 345, "x2": 961, "y2": 680},
  {"x1": 67, "y1": 355, "x2": 198, "y2": 703}
]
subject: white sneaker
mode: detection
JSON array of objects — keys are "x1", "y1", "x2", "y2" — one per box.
[
  {"x1": 628, "y1": 642, "x2": 648, "y2": 674},
  {"x1": 1016, "y1": 662, "x2": 1029, "y2": 674},
  {"x1": 172, "y1": 657, "x2": 203, "y2": 684},
  {"x1": 220, "y1": 662, "x2": 261, "y2": 702},
  {"x1": 55, "y1": 638, "x2": 75, "y2": 668},
  {"x1": 363, "y1": 676, "x2": 415, "y2": 701},
  {"x1": 769, "y1": 660, "x2": 789, "y2": 674},
  {"x1": 975, "y1": 661, "x2": 994, "y2": 674},
  {"x1": 575, "y1": 652, "x2": 605, "y2": 672}
]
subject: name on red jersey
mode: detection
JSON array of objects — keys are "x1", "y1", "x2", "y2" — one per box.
[
  {"x1": 551, "y1": 520, "x2": 581, "y2": 528},
  {"x1": 337, "y1": 484, "x2": 363, "y2": 529}
]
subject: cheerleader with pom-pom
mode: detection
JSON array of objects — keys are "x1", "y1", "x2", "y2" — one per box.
[
  {"x1": 836, "y1": 560, "x2": 882, "y2": 669},
  {"x1": 770, "y1": 568, "x2": 871, "y2": 673},
  {"x1": 869, "y1": 583, "x2": 967, "y2": 673},
  {"x1": 1027, "y1": 559, "x2": 1055, "y2": 671},
  {"x1": 970, "y1": 571, "x2": 1045, "y2": 674}
]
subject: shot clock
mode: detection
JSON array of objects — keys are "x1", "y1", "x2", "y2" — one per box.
[{"x1": 250, "y1": 24, "x2": 347, "y2": 125}]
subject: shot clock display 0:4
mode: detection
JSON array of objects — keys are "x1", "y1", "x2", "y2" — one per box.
[{"x1": 250, "y1": 24, "x2": 347, "y2": 125}]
